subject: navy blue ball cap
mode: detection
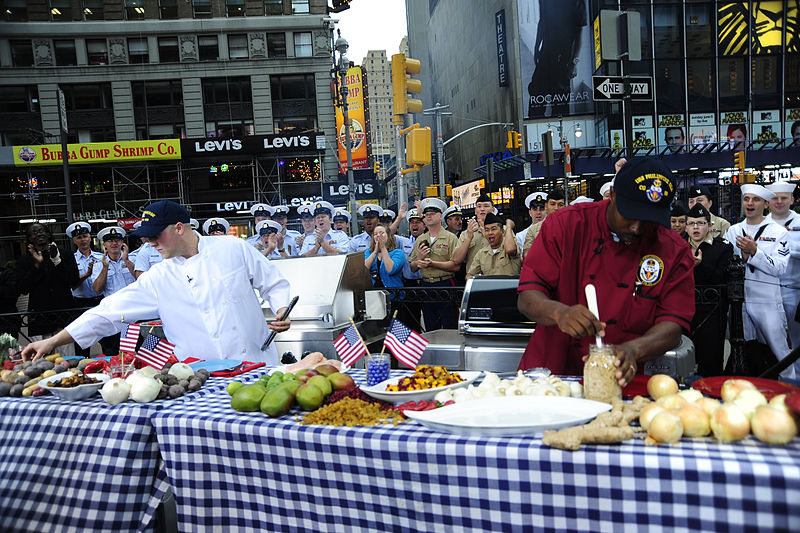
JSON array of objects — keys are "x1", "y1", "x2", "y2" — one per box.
[
  {"x1": 613, "y1": 158, "x2": 675, "y2": 228},
  {"x1": 132, "y1": 200, "x2": 190, "y2": 237}
]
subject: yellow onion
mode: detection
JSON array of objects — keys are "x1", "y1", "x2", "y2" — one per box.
[
  {"x1": 657, "y1": 393, "x2": 688, "y2": 410},
  {"x1": 678, "y1": 403, "x2": 711, "y2": 437},
  {"x1": 639, "y1": 403, "x2": 666, "y2": 431},
  {"x1": 750, "y1": 406, "x2": 798, "y2": 445},
  {"x1": 647, "y1": 374, "x2": 678, "y2": 400},
  {"x1": 710, "y1": 403, "x2": 750, "y2": 443},
  {"x1": 768, "y1": 394, "x2": 791, "y2": 415},
  {"x1": 695, "y1": 397, "x2": 721, "y2": 417},
  {"x1": 678, "y1": 389, "x2": 703, "y2": 403},
  {"x1": 732, "y1": 389, "x2": 767, "y2": 420},
  {"x1": 648, "y1": 411, "x2": 683, "y2": 444},
  {"x1": 720, "y1": 379, "x2": 757, "y2": 403}
]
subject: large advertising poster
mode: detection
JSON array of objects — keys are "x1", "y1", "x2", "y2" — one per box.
[
  {"x1": 335, "y1": 66, "x2": 368, "y2": 172},
  {"x1": 786, "y1": 108, "x2": 800, "y2": 145},
  {"x1": 689, "y1": 113, "x2": 717, "y2": 147},
  {"x1": 518, "y1": 0, "x2": 594, "y2": 119},
  {"x1": 632, "y1": 115, "x2": 655, "y2": 148},
  {"x1": 753, "y1": 109, "x2": 781, "y2": 143},
  {"x1": 657, "y1": 114, "x2": 686, "y2": 153},
  {"x1": 720, "y1": 111, "x2": 748, "y2": 149}
]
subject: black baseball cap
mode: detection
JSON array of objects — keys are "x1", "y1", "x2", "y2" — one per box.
[
  {"x1": 613, "y1": 158, "x2": 675, "y2": 227},
  {"x1": 670, "y1": 203, "x2": 688, "y2": 217},
  {"x1": 687, "y1": 204, "x2": 711, "y2": 221},
  {"x1": 131, "y1": 200, "x2": 191, "y2": 238},
  {"x1": 688, "y1": 186, "x2": 711, "y2": 199}
]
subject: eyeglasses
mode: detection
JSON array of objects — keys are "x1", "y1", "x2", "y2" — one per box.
[{"x1": 686, "y1": 221, "x2": 708, "y2": 227}]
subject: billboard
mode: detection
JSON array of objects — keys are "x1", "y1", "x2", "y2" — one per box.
[
  {"x1": 335, "y1": 66, "x2": 369, "y2": 172},
  {"x1": 519, "y1": 0, "x2": 594, "y2": 119},
  {"x1": 12, "y1": 139, "x2": 181, "y2": 166}
]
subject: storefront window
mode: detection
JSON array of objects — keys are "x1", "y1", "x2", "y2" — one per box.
[
  {"x1": 654, "y1": 60, "x2": 684, "y2": 114},
  {"x1": 687, "y1": 59, "x2": 715, "y2": 112},
  {"x1": 653, "y1": 5, "x2": 682, "y2": 59},
  {"x1": 209, "y1": 163, "x2": 253, "y2": 189},
  {"x1": 282, "y1": 158, "x2": 320, "y2": 183},
  {"x1": 685, "y1": 3, "x2": 714, "y2": 57}
]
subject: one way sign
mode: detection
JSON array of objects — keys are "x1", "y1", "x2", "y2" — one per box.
[{"x1": 592, "y1": 76, "x2": 653, "y2": 101}]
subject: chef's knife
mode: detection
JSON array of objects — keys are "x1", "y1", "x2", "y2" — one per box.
[{"x1": 261, "y1": 296, "x2": 299, "y2": 351}]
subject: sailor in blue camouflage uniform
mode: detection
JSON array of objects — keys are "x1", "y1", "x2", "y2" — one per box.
[
  {"x1": 300, "y1": 201, "x2": 350, "y2": 255},
  {"x1": 348, "y1": 204, "x2": 383, "y2": 253},
  {"x1": 246, "y1": 203, "x2": 272, "y2": 246}
]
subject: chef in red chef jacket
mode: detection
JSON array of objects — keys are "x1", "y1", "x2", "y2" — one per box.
[{"x1": 517, "y1": 158, "x2": 695, "y2": 387}]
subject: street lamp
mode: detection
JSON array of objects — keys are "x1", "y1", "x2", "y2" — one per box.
[
  {"x1": 335, "y1": 30, "x2": 358, "y2": 236},
  {"x1": 547, "y1": 117, "x2": 583, "y2": 148}
]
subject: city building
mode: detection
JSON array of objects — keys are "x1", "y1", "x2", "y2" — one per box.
[
  {"x1": 363, "y1": 50, "x2": 395, "y2": 167},
  {"x1": 0, "y1": 0, "x2": 340, "y2": 263},
  {"x1": 405, "y1": 0, "x2": 799, "y2": 222}
]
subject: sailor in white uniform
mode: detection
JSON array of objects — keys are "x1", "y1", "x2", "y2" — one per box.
[
  {"x1": 67, "y1": 221, "x2": 104, "y2": 305},
  {"x1": 22, "y1": 200, "x2": 292, "y2": 365},
  {"x1": 300, "y1": 201, "x2": 350, "y2": 255},
  {"x1": 515, "y1": 192, "x2": 548, "y2": 251},
  {"x1": 254, "y1": 219, "x2": 298, "y2": 258},
  {"x1": 332, "y1": 208, "x2": 352, "y2": 234},
  {"x1": 246, "y1": 203, "x2": 272, "y2": 246},
  {"x1": 379, "y1": 209, "x2": 396, "y2": 225},
  {"x1": 296, "y1": 203, "x2": 316, "y2": 248},
  {"x1": 203, "y1": 218, "x2": 230, "y2": 236},
  {"x1": 765, "y1": 181, "x2": 800, "y2": 352},
  {"x1": 348, "y1": 204, "x2": 383, "y2": 253},
  {"x1": 724, "y1": 184, "x2": 793, "y2": 379},
  {"x1": 270, "y1": 205, "x2": 301, "y2": 256}
]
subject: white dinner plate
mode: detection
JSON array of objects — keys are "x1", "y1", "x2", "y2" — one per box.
[
  {"x1": 404, "y1": 395, "x2": 612, "y2": 436},
  {"x1": 361, "y1": 371, "x2": 482, "y2": 405}
]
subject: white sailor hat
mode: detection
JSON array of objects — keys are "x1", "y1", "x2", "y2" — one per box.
[
  {"x1": 203, "y1": 217, "x2": 230, "y2": 235},
  {"x1": 312, "y1": 201, "x2": 335, "y2": 217},
  {"x1": 407, "y1": 208, "x2": 422, "y2": 221},
  {"x1": 297, "y1": 203, "x2": 315, "y2": 218},
  {"x1": 442, "y1": 205, "x2": 463, "y2": 219},
  {"x1": 133, "y1": 220, "x2": 142, "y2": 230},
  {"x1": 571, "y1": 195, "x2": 594, "y2": 204},
  {"x1": 66, "y1": 221, "x2": 91, "y2": 237},
  {"x1": 250, "y1": 203, "x2": 272, "y2": 217},
  {"x1": 333, "y1": 208, "x2": 352, "y2": 222},
  {"x1": 97, "y1": 226, "x2": 126, "y2": 241},
  {"x1": 271, "y1": 205, "x2": 290, "y2": 217},
  {"x1": 525, "y1": 192, "x2": 548, "y2": 208},
  {"x1": 741, "y1": 184, "x2": 774, "y2": 201},
  {"x1": 256, "y1": 219, "x2": 282, "y2": 234},
  {"x1": 380, "y1": 209, "x2": 396, "y2": 220},
  {"x1": 189, "y1": 218, "x2": 199, "y2": 230},
  {"x1": 357, "y1": 204, "x2": 383, "y2": 218},
  {"x1": 420, "y1": 197, "x2": 448, "y2": 214},
  {"x1": 766, "y1": 182, "x2": 797, "y2": 195},
  {"x1": 599, "y1": 182, "x2": 613, "y2": 197}
]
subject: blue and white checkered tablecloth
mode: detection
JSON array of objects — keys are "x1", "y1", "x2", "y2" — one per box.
[
  {"x1": 0, "y1": 369, "x2": 268, "y2": 533},
  {"x1": 151, "y1": 369, "x2": 800, "y2": 532}
]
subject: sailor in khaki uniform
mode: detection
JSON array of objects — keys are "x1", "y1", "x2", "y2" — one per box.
[
  {"x1": 689, "y1": 186, "x2": 730, "y2": 239},
  {"x1": 409, "y1": 197, "x2": 460, "y2": 330},
  {"x1": 453, "y1": 193, "x2": 494, "y2": 273},
  {"x1": 467, "y1": 213, "x2": 521, "y2": 278}
]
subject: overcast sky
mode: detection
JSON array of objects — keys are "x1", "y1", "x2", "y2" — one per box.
[{"x1": 333, "y1": 0, "x2": 408, "y2": 64}]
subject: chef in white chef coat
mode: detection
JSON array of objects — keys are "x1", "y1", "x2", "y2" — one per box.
[
  {"x1": 21, "y1": 200, "x2": 292, "y2": 365},
  {"x1": 765, "y1": 181, "x2": 800, "y2": 351},
  {"x1": 723, "y1": 184, "x2": 793, "y2": 379}
]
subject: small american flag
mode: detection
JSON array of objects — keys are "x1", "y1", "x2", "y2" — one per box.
[
  {"x1": 119, "y1": 323, "x2": 140, "y2": 353},
  {"x1": 136, "y1": 333, "x2": 173, "y2": 370},
  {"x1": 384, "y1": 319, "x2": 429, "y2": 369},
  {"x1": 333, "y1": 324, "x2": 367, "y2": 367}
]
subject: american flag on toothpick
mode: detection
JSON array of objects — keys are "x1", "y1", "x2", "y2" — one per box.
[
  {"x1": 333, "y1": 324, "x2": 367, "y2": 367},
  {"x1": 119, "y1": 323, "x2": 141, "y2": 353},
  {"x1": 384, "y1": 318, "x2": 429, "y2": 369},
  {"x1": 136, "y1": 333, "x2": 175, "y2": 370}
]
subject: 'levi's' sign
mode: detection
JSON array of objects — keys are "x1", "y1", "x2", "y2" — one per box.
[{"x1": 181, "y1": 132, "x2": 323, "y2": 157}]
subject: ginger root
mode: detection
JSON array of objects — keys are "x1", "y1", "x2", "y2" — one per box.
[{"x1": 542, "y1": 395, "x2": 652, "y2": 451}]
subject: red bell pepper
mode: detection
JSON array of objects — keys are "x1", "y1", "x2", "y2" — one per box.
[{"x1": 84, "y1": 360, "x2": 110, "y2": 375}]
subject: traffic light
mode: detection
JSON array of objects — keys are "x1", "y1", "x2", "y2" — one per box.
[
  {"x1": 734, "y1": 151, "x2": 745, "y2": 172},
  {"x1": 330, "y1": 0, "x2": 351, "y2": 13},
  {"x1": 391, "y1": 53, "x2": 422, "y2": 119},
  {"x1": 426, "y1": 184, "x2": 453, "y2": 197},
  {"x1": 513, "y1": 131, "x2": 523, "y2": 149},
  {"x1": 373, "y1": 160, "x2": 380, "y2": 173},
  {"x1": 506, "y1": 131, "x2": 514, "y2": 149},
  {"x1": 406, "y1": 127, "x2": 432, "y2": 166}
]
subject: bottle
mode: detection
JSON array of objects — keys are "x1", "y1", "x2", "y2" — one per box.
[{"x1": 583, "y1": 344, "x2": 621, "y2": 404}]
